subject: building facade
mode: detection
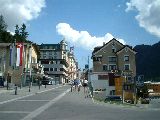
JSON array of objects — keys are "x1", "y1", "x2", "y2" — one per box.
[
  {"x1": 0, "y1": 43, "x2": 43, "y2": 87},
  {"x1": 92, "y1": 38, "x2": 136, "y2": 80},
  {"x1": 90, "y1": 38, "x2": 136, "y2": 99},
  {"x1": 38, "y1": 40, "x2": 78, "y2": 84}
]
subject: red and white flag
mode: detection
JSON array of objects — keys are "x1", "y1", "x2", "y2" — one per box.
[{"x1": 16, "y1": 43, "x2": 23, "y2": 66}]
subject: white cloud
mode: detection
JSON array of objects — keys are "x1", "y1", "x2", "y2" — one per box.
[
  {"x1": 126, "y1": 0, "x2": 160, "y2": 37},
  {"x1": 56, "y1": 23, "x2": 126, "y2": 50},
  {"x1": 0, "y1": 0, "x2": 46, "y2": 31}
]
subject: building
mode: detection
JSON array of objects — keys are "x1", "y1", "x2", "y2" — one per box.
[
  {"x1": 92, "y1": 38, "x2": 136, "y2": 78},
  {"x1": 68, "y1": 52, "x2": 77, "y2": 81},
  {"x1": 90, "y1": 38, "x2": 136, "y2": 99},
  {"x1": 38, "y1": 39, "x2": 78, "y2": 84},
  {"x1": 144, "y1": 81, "x2": 160, "y2": 97},
  {"x1": 0, "y1": 43, "x2": 43, "y2": 87}
]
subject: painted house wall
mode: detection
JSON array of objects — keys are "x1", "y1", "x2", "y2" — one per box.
[
  {"x1": 117, "y1": 47, "x2": 136, "y2": 77},
  {"x1": 93, "y1": 40, "x2": 123, "y2": 72}
]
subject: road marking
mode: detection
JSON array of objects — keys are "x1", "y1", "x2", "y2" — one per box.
[
  {"x1": 21, "y1": 88, "x2": 70, "y2": 120},
  {"x1": 17, "y1": 100, "x2": 50, "y2": 102},
  {"x1": 0, "y1": 85, "x2": 63, "y2": 105},
  {"x1": 0, "y1": 111, "x2": 31, "y2": 114}
]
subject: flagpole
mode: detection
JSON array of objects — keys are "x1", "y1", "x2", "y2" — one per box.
[{"x1": 20, "y1": 42, "x2": 24, "y2": 89}]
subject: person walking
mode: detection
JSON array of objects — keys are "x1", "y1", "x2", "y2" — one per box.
[{"x1": 82, "y1": 79, "x2": 88, "y2": 98}]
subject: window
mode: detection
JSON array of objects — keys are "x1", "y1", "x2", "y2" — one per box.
[
  {"x1": 44, "y1": 68, "x2": 49, "y2": 71},
  {"x1": 124, "y1": 55, "x2": 129, "y2": 61},
  {"x1": 43, "y1": 55, "x2": 46, "y2": 59},
  {"x1": 112, "y1": 43, "x2": 116, "y2": 52},
  {"x1": 109, "y1": 64, "x2": 117, "y2": 70},
  {"x1": 112, "y1": 48, "x2": 116, "y2": 53},
  {"x1": 54, "y1": 68, "x2": 57, "y2": 71},
  {"x1": 50, "y1": 68, "x2": 53, "y2": 71},
  {"x1": 54, "y1": 55, "x2": 57, "y2": 59},
  {"x1": 49, "y1": 51, "x2": 52, "y2": 55},
  {"x1": 103, "y1": 65, "x2": 108, "y2": 71},
  {"x1": 110, "y1": 90, "x2": 115, "y2": 95},
  {"x1": 54, "y1": 52, "x2": 57, "y2": 55},
  {"x1": 49, "y1": 56, "x2": 53, "y2": 59},
  {"x1": 108, "y1": 56, "x2": 117, "y2": 62},
  {"x1": 93, "y1": 57, "x2": 102, "y2": 62},
  {"x1": 60, "y1": 68, "x2": 64, "y2": 71},
  {"x1": 124, "y1": 64, "x2": 130, "y2": 70},
  {"x1": 41, "y1": 61, "x2": 49, "y2": 64}
]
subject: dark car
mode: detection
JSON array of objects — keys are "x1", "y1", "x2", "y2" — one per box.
[
  {"x1": 105, "y1": 96, "x2": 122, "y2": 102},
  {"x1": 41, "y1": 80, "x2": 49, "y2": 85}
]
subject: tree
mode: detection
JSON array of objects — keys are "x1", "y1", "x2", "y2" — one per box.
[
  {"x1": 0, "y1": 15, "x2": 7, "y2": 32},
  {"x1": 20, "y1": 23, "x2": 29, "y2": 40},
  {"x1": 14, "y1": 24, "x2": 21, "y2": 42},
  {"x1": 0, "y1": 15, "x2": 7, "y2": 42},
  {"x1": 14, "y1": 23, "x2": 29, "y2": 42}
]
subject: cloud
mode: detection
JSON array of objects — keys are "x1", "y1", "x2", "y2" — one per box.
[
  {"x1": 0, "y1": 0, "x2": 46, "y2": 31},
  {"x1": 126, "y1": 0, "x2": 160, "y2": 37},
  {"x1": 56, "y1": 23, "x2": 126, "y2": 50}
]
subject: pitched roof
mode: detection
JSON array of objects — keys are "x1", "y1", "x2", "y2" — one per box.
[
  {"x1": 116, "y1": 45, "x2": 137, "y2": 54},
  {"x1": 92, "y1": 38, "x2": 124, "y2": 54}
]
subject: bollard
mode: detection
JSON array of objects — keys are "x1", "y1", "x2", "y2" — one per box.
[
  {"x1": 71, "y1": 86, "x2": 72, "y2": 92},
  {"x1": 15, "y1": 85, "x2": 17, "y2": 95},
  {"x1": 45, "y1": 84, "x2": 46, "y2": 88},
  {"x1": 39, "y1": 84, "x2": 40, "y2": 90},
  {"x1": 29, "y1": 85, "x2": 31, "y2": 92}
]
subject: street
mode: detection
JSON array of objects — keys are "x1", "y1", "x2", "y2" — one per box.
[{"x1": 0, "y1": 85, "x2": 160, "y2": 120}]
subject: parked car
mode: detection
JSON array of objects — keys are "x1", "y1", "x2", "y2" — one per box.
[
  {"x1": 105, "y1": 96, "x2": 122, "y2": 102},
  {"x1": 141, "y1": 98, "x2": 150, "y2": 104},
  {"x1": 41, "y1": 80, "x2": 53, "y2": 85},
  {"x1": 125, "y1": 100, "x2": 133, "y2": 104}
]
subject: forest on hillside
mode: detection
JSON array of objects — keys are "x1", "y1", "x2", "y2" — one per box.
[{"x1": 134, "y1": 41, "x2": 160, "y2": 82}]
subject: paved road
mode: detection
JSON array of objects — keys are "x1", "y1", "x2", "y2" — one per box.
[{"x1": 0, "y1": 85, "x2": 160, "y2": 120}]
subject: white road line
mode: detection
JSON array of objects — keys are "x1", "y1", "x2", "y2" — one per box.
[
  {"x1": 17, "y1": 100, "x2": 50, "y2": 102},
  {"x1": 0, "y1": 111, "x2": 31, "y2": 114},
  {"x1": 21, "y1": 88, "x2": 70, "y2": 120},
  {"x1": 0, "y1": 85, "x2": 63, "y2": 105}
]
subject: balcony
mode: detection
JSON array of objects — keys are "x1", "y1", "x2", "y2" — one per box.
[{"x1": 46, "y1": 71, "x2": 68, "y2": 76}]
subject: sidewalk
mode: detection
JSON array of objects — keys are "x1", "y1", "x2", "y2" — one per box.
[{"x1": 0, "y1": 84, "x2": 62, "y2": 104}]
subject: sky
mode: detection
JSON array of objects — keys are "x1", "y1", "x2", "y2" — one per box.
[{"x1": 0, "y1": 0, "x2": 160, "y2": 69}]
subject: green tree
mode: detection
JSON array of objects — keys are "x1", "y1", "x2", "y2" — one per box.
[
  {"x1": 0, "y1": 15, "x2": 7, "y2": 32},
  {"x1": 14, "y1": 24, "x2": 21, "y2": 42},
  {"x1": 20, "y1": 23, "x2": 29, "y2": 40},
  {"x1": 14, "y1": 23, "x2": 29, "y2": 42},
  {"x1": 0, "y1": 15, "x2": 14, "y2": 43},
  {"x1": 0, "y1": 15, "x2": 7, "y2": 42}
]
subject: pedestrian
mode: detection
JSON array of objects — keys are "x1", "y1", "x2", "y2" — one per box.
[
  {"x1": 70, "y1": 80, "x2": 74, "y2": 92},
  {"x1": 78, "y1": 81, "x2": 81, "y2": 92},
  {"x1": 74, "y1": 79, "x2": 78, "y2": 91},
  {"x1": 83, "y1": 79, "x2": 88, "y2": 98}
]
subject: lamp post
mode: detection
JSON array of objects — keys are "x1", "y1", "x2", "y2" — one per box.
[{"x1": 7, "y1": 72, "x2": 9, "y2": 90}]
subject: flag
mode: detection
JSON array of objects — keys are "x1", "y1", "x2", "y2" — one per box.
[
  {"x1": 70, "y1": 46, "x2": 74, "y2": 53},
  {"x1": 9, "y1": 43, "x2": 16, "y2": 67},
  {"x1": 16, "y1": 43, "x2": 23, "y2": 66}
]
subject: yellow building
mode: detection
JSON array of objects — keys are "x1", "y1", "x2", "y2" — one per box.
[{"x1": 0, "y1": 43, "x2": 43, "y2": 87}]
